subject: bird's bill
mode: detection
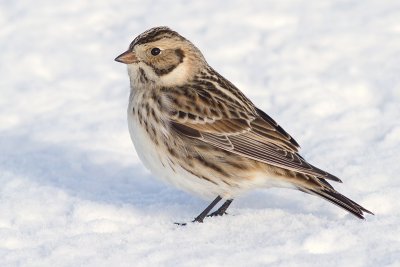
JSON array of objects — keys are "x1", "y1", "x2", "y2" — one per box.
[{"x1": 115, "y1": 50, "x2": 138, "y2": 64}]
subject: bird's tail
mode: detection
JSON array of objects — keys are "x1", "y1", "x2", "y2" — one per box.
[{"x1": 299, "y1": 185, "x2": 374, "y2": 219}]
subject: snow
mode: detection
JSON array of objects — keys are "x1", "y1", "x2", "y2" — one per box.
[{"x1": 1, "y1": 0, "x2": 399, "y2": 266}]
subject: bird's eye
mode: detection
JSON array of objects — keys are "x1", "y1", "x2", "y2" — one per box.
[{"x1": 151, "y1": 48, "x2": 161, "y2": 56}]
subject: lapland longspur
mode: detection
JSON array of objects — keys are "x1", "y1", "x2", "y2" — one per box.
[{"x1": 115, "y1": 26, "x2": 373, "y2": 223}]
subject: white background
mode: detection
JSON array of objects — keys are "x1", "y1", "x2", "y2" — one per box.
[{"x1": 1, "y1": 1, "x2": 399, "y2": 266}]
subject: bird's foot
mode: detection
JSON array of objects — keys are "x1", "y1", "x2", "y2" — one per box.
[
  {"x1": 174, "y1": 222, "x2": 187, "y2": 226},
  {"x1": 207, "y1": 210, "x2": 228, "y2": 217}
]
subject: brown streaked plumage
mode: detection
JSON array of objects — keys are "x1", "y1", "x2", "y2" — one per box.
[{"x1": 115, "y1": 26, "x2": 373, "y2": 223}]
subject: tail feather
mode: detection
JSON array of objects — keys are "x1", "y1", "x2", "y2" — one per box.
[{"x1": 302, "y1": 187, "x2": 374, "y2": 219}]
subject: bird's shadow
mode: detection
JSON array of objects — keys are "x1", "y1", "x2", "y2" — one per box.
[{"x1": 1, "y1": 132, "x2": 190, "y2": 210}]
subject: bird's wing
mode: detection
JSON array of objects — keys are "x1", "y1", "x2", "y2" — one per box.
[{"x1": 161, "y1": 75, "x2": 341, "y2": 182}]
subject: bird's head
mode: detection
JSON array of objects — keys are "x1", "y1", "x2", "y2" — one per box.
[{"x1": 115, "y1": 26, "x2": 206, "y2": 87}]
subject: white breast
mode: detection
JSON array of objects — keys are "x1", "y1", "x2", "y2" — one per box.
[{"x1": 127, "y1": 92, "x2": 226, "y2": 200}]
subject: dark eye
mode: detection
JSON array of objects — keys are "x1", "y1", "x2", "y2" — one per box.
[{"x1": 151, "y1": 48, "x2": 161, "y2": 56}]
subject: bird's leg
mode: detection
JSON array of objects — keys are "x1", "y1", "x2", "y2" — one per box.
[
  {"x1": 192, "y1": 196, "x2": 222, "y2": 223},
  {"x1": 208, "y1": 199, "x2": 233, "y2": 217}
]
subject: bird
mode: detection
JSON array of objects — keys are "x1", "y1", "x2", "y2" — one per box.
[{"x1": 115, "y1": 26, "x2": 373, "y2": 223}]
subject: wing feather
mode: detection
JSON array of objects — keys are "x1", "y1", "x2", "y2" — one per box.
[{"x1": 163, "y1": 72, "x2": 342, "y2": 183}]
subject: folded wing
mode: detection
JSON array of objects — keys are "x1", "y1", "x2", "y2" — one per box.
[{"x1": 162, "y1": 75, "x2": 341, "y2": 183}]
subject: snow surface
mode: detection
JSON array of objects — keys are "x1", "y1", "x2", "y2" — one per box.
[{"x1": 1, "y1": 0, "x2": 400, "y2": 266}]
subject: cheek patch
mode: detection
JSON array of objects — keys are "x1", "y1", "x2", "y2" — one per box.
[{"x1": 150, "y1": 48, "x2": 186, "y2": 76}]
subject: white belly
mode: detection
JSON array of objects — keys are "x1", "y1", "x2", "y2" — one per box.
[{"x1": 127, "y1": 107, "x2": 227, "y2": 199}]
